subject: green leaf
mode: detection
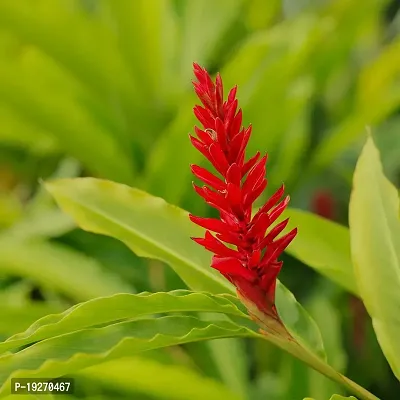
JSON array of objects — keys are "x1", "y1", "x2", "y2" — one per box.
[
  {"x1": 6, "y1": 209, "x2": 75, "y2": 240},
  {"x1": 0, "y1": 192, "x2": 23, "y2": 229},
  {"x1": 104, "y1": 0, "x2": 178, "y2": 102},
  {"x1": 330, "y1": 396, "x2": 358, "y2": 400},
  {"x1": 44, "y1": 176, "x2": 327, "y2": 355},
  {"x1": 283, "y1": 0, "x2": 327, "y2": 18},
  {"x1": 349, "y1": 136, "x2": 400, "y2": 381},
  {"x1": 145, "y1": 17, "x2": 313, "y2": 204},
  {"x1": 2, "y1": 395, "x2": 55, "y2": 400},
  {"x1": 245, "y1": 0, "x2": 280, "y2": 30},
  {"x1": 281, "y1": 355, "x2": 310, "y2": 400},
  {"x1": 250, "y1": 317, "x2": 375, "y2": 400},
  {"x1": 284, "y1": 208, "x2": 357, "y2": 295},
  {"x1": 0, "y1": 104, "x2": 58, "y2": 154},
  {"x1": 372, "y1": 117, "x2": 400, "y2": 183},
  {"x1": 44, "y1": 178, "x2": 324, "y2": 355},
  {"x1": 45, "y1": 176, "x2": 254, "y2": 398},
  {"x1": 179, "y1": 0, "x2": 245, "y2": 83},
  {"x1": 0, "y1": 238, "x2": 130, "y2": 302},
  {"x1": 309, "y1": 37, "x2": 400, "y2": 173},
  {"x1": 0, "y1": 291, "x2": 248, "y2": 355},
  {"x1": 78, "y1": 356, "x2": 243, "y2": 400},
  {"x1": 7, "y1": 158, "x2": 80, "y2": 240},
  {"x1": 276, "y1": 282, "x2": 326, "y2": 360},
  {"x1": 0, "y1": 304, "x2": 60, "y2": 337},
  {"x1": 203, "y1": 322, "x2": 250, "y2": 398},
  {"x1": 45, "y1": 178, "x2": 234, "y2": 294},
  {"x1": 45, "y1": 178, "x2": 378, "y2": 399},
  {"x1": 143, "y1": 94, "x2": 198, "y2": 204},
  {"x1": 308, "y1": 294, "x2": 346, "y2": 372},
  {"x1": 304, "y1": 396, "x2": 357, "y2": 400},
  {"x1": 0, "y1": 0, "x2": 141, "y2": 112},
  {"x1": 307, "y1": 289, "x2": 347, "y2": 399},
  {"x1": 270, "y1": 95, "x2": 311, "y2": 188},
  {"x1": 0, "y1": 316, "x2": 256, "y2": 396},
  {"x1": 357, "y1": 38, "x2": 400, "y2": 124},
  {"x1": 0, "y1": 59, "x2": 135, "y2": 184}
]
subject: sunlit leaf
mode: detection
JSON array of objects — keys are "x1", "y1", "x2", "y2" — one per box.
[
  {"x1": 284, "y1": 208, "x2": 357, "y2": 295},
  {"x1": 45, "y1": 178, "x2": 381, "y2": 399},
  {"x1": 179, "y1": 0, "x2": 245, "y2": 83},
  {"x1": 0, "y1": 0, "x2": 140, "y2": 111},
  {"x1": 349, "y1": 136, "x2": 400, "y2": 381},
  {"x1": 0, "y1": 59, "x2": 134, "y2": 183},
  {"x1": 310, "y1": 37, "x2": 400, "y2": 173},
  {"x1": 45, "y1": 177, "x2": 325, "y2": 361},
  {"x1": 0, "y1": 316, "x2": 256, "y2": 396},
  {"x1": 0, "y1": 105, "x2": 58, "y2": 154},
  {"x1": 104, "y1": 0, "x2": 178, "y2": 102},
  {"x1": 275, "y1": 282, "x2": 326, "y2": 360},
  {"x1": 0, "y1": 237, "x2": 131, "y2": 301},
  {"x1": 0, "y1": 304, "x2": 60, "y2": 337},
  {"x1": 0, "y1": 290, "x2": 248, "y2": 355},
  {"x1": 307, "y1": 289, "x2": 347, "y2": 399},
  {"x1": 46, "y1": 178, "x2": 233, "y2": 294},
  {"x1": 143, "y1": 94, "x2": 198, "y2": 204},
  {"x1": 78, "y1": 356, "x2": 243, "y2": 400},
  {"x1": 304, "y1": 396, "x2": 357, "y2": 400}
]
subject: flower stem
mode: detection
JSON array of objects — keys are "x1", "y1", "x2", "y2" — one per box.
[{"x1": 259, "y1": 330, "x2": 379, "y2": 400}]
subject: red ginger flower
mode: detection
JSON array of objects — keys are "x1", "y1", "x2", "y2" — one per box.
[{"x1": 189, "y1": 63, "x2": 297, "y2": 319}]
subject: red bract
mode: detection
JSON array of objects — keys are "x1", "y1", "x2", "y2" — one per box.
[
  {"x1": 311, "y1": 189, "x2": 336, "y2": 220},
  {"x1": 189, "y1": 63, "x2": 297, "y2": 318}
]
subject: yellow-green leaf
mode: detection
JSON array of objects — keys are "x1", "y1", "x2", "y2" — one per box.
[
  {"x1": 44, "y1": 177, "x2": 326, "y2": 362},
  {"x1": 0, "y1": 0, "x2": 139, "y2": 109},
  {"x1": 0, "y1": 316, "x2": 255, "y2": 396},
  {"x1": 284, "y1": 208, "x2": 357, "y2": 295},
  {"x1": 44, "y1": 178, "x2": 380, "y2": 400},
  {"x1": 104, "y1": 0, "x2": 178, "y2": 102},
  {"x1": 45, "y1": 178, "x2": 234, "y2": 294},
  {"x1": 0, "y1": 238, "x2": 130, "y2": 301},
  {"x1": 304, "y1": 396, "x2": 357, "y2": 400},
  {"x1": 0, "y1": 290, "x2": 248, "y2": 355},
  {"x1": 78, "y1": 356, "x2": 244, "y2": 400},
  {"x1": 349, "y1": 136, "x2": 400, "y2": 381}
]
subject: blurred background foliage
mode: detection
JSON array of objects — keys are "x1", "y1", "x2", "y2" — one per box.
[{"x1": 0, "y1": 0, "x2": 399, "y2": 399}]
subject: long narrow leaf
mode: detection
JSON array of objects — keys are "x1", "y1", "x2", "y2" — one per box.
[
  {"x1": 45, "y1": 178, "x2": 325, "y2": 360},
  {"x1": 0, "y1": 0, "x2": 139, "y2": 109},
  {"x1": 45, "y1": 178, "x2": 233, "y2": 294},
  {"x1": 349, "y1": 136, "x2": 400, "y2": 380},
  {"x1": 78, "y1": 356, "x2": 244, "y2": 400},
  {"x1": 44, "y1": 178, "x2": 379, "y2": 399},
  {"x1": 0, "y1": 238, "x2": 131, "y2": 301},
  {"x1": 104, "y1": 0, "x2": 178, "y2": 101},
  {"x1": 0, "y1": 316, "x2": 255, "y2": 396},
  {"x1": 284, "y1": 209, "x2": 357, "y2": 295},
  {"x1": 0, "y1": 61, "x2": 134, "y2": 183},
  {"x1": 0, "y1": 291, "x2": 248, "y2": 355}
]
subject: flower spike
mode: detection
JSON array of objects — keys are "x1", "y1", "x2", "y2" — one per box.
[{"x1": 188, "y1": 63, "x2": 297, "y2": 319}]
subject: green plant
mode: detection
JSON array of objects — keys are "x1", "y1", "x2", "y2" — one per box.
[
  {"x1": 0, "y1": 64, "x2": 398, "y2": 400},
  {"x1": 1, "y1": 1, "x2": 400, "y2": 399}
]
